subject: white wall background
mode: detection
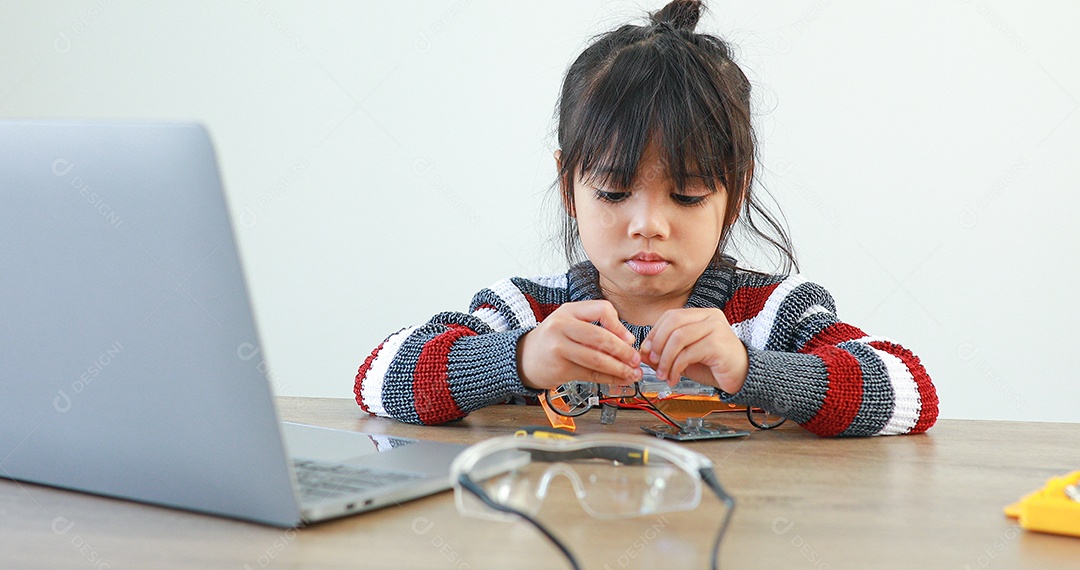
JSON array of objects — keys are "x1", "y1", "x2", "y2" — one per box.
[{"x1": 2, "y1": 1, "x2": 1077, "y2": 422}]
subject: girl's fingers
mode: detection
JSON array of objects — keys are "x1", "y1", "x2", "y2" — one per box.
[
  {"x1": 525, "y1": 300, "x2": 641, "y2": 389},
  {"x1": 667, "y1": 341, "x2": 711, "y2": 386},
  {"x1": 563, "y1": 313, "x2": 639, "y2": 368},
  {"x1": 646, "y1": 310, "x2": 710, "y2": 356},
  {"x1": 561, "y1": 341, "x2": 641, "y2": 384},
  {"x1": 652, "y1": 320, "x2": 712, "y2": 381},
  {"x1": 566, "y1": 300, "x2": 636, "y2": 345},
  {"x1": 595, "y1": 307, "x2": 637, "y2": 346}
]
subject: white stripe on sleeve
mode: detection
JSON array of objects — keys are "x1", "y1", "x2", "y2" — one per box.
[
  {"x1": 871, "y1": 347, "x2": 922, "y2": 435},
  {"x1": 799, "y1": 304, "x2": 832, "y2": 320},
  {"x1": 489, "y1": 278, "x2": 539, "y2": 329},
  {"x1": 361, "y1": 325, "x2": 418, "y2": 418},
  {"x1": 529, "y1": 273, "x2": 568, "y2": 290},
  {"x1": 472, "y1": 307, "x2": 507, "y2": 332}
]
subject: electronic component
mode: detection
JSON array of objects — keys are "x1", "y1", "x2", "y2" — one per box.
[
  {"x1": 640, "y1": 417, "x2": 749, "y2": 441},
  {"x1": 541, "y1": 364, "x2": 785, "y2": 435}
]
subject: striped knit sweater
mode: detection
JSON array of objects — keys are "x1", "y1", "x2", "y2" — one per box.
[{"x1": 354, "y1": 262, "x2": 938, "y2": 437}]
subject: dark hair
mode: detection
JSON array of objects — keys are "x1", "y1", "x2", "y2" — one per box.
[{"x1": 554, "y1": 0, "x2": 797, "y2": 274}]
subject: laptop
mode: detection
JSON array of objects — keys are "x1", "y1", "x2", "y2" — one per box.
[{"x1": 0, "y1": 120, "x2": 468, "y2": 527}]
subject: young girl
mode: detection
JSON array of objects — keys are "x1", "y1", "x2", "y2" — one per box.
[{"x1": 354, "y1": 0, "x2": 937, "y2": 437}]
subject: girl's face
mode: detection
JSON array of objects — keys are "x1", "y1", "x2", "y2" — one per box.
[{"x1": 565, "y1": 142, "x2": 730, "y2": 319}]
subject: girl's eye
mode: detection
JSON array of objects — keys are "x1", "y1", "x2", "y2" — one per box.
[
  {"x1": 595, "y1": 190, "x2": 630, "y2": 203},
  {"x1": 672, "y1": 193, "x2": 707, "y2": 206}
]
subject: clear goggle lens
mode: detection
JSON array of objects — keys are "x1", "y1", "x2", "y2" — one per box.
[{"x1": 452, "y1": 434, "x2": 709, "y2": 520}]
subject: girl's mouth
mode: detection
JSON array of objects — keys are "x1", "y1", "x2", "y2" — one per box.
[{"x1": 626, "y1": 253, "x2": 669, "y2": 276}]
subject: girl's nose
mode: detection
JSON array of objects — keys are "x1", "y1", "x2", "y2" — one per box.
[{"x1": 627, "y1": 196, "x2": 670, "y2": 240}]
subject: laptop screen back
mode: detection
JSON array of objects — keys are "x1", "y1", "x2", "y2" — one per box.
[{"x1": 0, "y1": 121, "x2": 302, "y2": 526}]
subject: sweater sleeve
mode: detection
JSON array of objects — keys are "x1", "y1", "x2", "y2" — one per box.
[
  {"x1": 353, "y1": 277, "x2": 551, "y2": 425},
  {"x1": 720, "y1": 274, "x2": 938, "y2": 437}
]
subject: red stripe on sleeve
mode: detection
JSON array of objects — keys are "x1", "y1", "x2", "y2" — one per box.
[
  {"x1": 354, "y1": 342, "x2": 386, "y2": 414},
  {"x1": 722, "y1": 283, "x2": 780, "y2": 325},
  {"x1": 411, "y1": 325, "x2": 476, "y2": 424},
  {"x1": 800, "y1": 322, "x2": 866, "y2": 354},
  {"x1": 523, "y1": 293, "x2": 560, "y2": 323},
  {"x1": 869, "y1": 341, "x2": 938, "y2": 433},
  {"x1": 800, "y1": 346, "x2": 864, "y2": 437}
]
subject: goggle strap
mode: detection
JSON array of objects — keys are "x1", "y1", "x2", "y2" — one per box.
[
  {"x1": 526, "y1": 445, "x2": 649, "y2": 465},
  {"x1": 458, "y1": 474, "x2": 582, "y2": 570},
  {"x1": 700, "y1": 467, "x2": 735, "y2": 570}
]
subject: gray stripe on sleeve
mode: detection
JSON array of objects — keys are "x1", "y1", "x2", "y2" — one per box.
[
  {"x1": 445, "y1": 328, "x2": 539, "y2": 414},
  {"x1": 721, "y1": 347, "x2": 828, "y2": 426},
  {"x1": 380, "y1": 325, "x2": 435, "y2": 425},
  {"x1": 836, "y1": 341, "x2": 895, "y2": 437},
  {"x1": 468, "y1": 288, "x2": 522, "y2": 330},
  {"x1": 765, "y1": 281, "x2": 832, "y2": 352},
  {"x1": 790, "y1": 312, "x2": 837, "y2": 353}
]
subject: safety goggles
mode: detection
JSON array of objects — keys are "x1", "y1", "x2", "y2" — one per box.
[{"x1": 450, "y1": 433, "x2": 735, "y2": 570}]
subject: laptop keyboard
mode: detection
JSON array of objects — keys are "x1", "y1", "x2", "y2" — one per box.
[{"x1": 293, "y1": 459, "x2": 424, "y2": 503}]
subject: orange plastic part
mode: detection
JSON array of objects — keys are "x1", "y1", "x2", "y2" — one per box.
[
  {"x1": 646, "y1": 394, "x2": 746, "y2": 421},
  {"x1": 539, "y1": 393, "x2": 577, "y2": 432}
]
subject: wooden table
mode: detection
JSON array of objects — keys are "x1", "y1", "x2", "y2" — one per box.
[{"x1": 2, "y1": 397, "x2": 1078, "y2": 569}]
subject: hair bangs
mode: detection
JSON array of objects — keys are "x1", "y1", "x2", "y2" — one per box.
[
  {"x1": 564, "y1": 41, "x2": 656, "y2": 191},
  {"x1": 655, "y1": 36, "x2": 747, "y2": 194},
  {"x1": 564, "y1": 37, "x2": 742, "y2": 194}
]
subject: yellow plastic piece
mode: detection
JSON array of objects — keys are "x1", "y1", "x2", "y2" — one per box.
[
  {"x1": 1005, "y1": 470, "x2": 1080, "y2": 538},
  {"x1": 513, "y1": 426, "x2": 576, "y2": 440}
]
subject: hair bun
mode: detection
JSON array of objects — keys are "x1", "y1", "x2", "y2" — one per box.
[{"x1": 650, "y1": 0, "x2": 703, "y2": 31}]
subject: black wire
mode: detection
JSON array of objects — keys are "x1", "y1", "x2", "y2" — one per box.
[
  {"x1": 746, "y1": 407, "x2": 788, "y2": 430},
  {"x1": 457, "y1": 475, "x2": 581, "y2": 570},
  {"x1": 700, "y1": 467, "x2": 736, "y2": 570},
  {"x1": 634, "y1": 384, "x2": 685, "y2": 428}
]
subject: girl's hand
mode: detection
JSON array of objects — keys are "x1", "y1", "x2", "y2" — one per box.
[
  {"x1": 641, "y1": 308, "x2": 748, "y2": 395},
  {"x1": 517, "y1": 300, "x2": 642, "y2": 390}
]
